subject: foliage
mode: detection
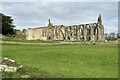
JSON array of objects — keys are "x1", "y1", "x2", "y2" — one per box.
[
  {"x1": 22, "y1": 29, "x2": 26, "y2": 32},
  {"x1": 0, "y1": 13, "x2": 16, "y2": 35}
]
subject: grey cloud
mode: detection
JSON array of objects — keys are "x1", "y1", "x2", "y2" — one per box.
[
  {"x1": 1, "y1": 0, "x2": 120, "y2": 2},
  {"x1": 2, "y1": 2, "x2": 118, "y2": 33}
]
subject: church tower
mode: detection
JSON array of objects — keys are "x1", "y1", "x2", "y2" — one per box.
[
  {"x1": 97, "y1": 14, "x2": 102, "y2": 24},
  {"x1": 97, "y1": 14, "x2": 104, "y2": 41},
  {"x1": 48, "y1": 18, "x2": 53, "y2": 27},
  {"x1": 49, "y1": 18, "x2": 50, "y2": 25}
]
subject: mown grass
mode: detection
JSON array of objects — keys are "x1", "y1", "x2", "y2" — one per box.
[
  {"x1": 1, "y1": 39, "x2": 58, "y2": 43},
  {"x1": 2, "y1": 44, "x2": 118, "y2": 78}
]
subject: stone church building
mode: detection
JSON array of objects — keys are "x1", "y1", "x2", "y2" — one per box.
[{"x1": 25, "y1": 14, "x2": 104, "y2": 41}]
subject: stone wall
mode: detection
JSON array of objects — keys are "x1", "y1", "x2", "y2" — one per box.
[
  {"x1": 15, "y1": 31, "x2": 26, "y2": 40},
  {"x1": 1, "y1": 41, "x2": 118, "y2": 46},
  {"x1": 25, "y1": 27, "x2": 47, "y2": 40}
]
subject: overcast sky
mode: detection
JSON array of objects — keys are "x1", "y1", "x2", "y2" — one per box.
[{"x1": 1, "y1": 2, "x2": 118, "y2": 33}]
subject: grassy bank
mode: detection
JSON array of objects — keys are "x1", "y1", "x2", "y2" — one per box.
[{"x1": 1, "y1": 39, "x2": 58, "y2": 43}]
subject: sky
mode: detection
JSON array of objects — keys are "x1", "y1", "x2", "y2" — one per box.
[{"x1": 1, "y1": 2, "x2": 119, "y2": 33}]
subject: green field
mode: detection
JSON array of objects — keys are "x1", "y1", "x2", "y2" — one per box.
[
  {"x1": 1, "y1": 39, "x2": 58, "y2": 43},
  {"x1": 2, "y1": 44, "x2": 118, "y2": 78}
]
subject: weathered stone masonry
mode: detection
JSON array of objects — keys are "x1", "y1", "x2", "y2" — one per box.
[{"x1": 25, "y1": 14, "x2": 104, "y2": 41}]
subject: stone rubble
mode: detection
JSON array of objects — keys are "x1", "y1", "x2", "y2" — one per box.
[{"x1": 0, "y1": 58, "x2": 23, "y2": 72}]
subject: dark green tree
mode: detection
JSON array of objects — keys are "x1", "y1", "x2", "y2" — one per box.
[
  {"x1": 0, "y1": 13, "x2": 16, "y2": 35},
  {"x1": 23, "y1": 29, "x2": 26, "y2": 32},
  {"x1": 117, "y1": 33, "x2": 120, "y2": 38}
]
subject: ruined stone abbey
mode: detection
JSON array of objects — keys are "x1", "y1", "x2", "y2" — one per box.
[{"x1": 25, "y1": 14, "x2": 104, "y2": 41}]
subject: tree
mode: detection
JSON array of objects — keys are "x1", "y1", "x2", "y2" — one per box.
[
  {"x1": 108, "y1": 32, "x2": 115, "y2": 41},
  {"x1": 105, "y1": 33, "x2": 108, "y2": 40},
  {"x1": 117, "y1": 33, "x2": 120, "y2": 38},
  {"x1": 23, "y1": 29, "x2": 26, "y2": 32},
  {"x1": 0, "y1": 13, "x2": 16, "y2": 35}
]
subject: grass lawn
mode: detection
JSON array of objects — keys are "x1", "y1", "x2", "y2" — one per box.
[
  {"x1": 2, "y1": 44, "x2": 118, "y2": 78},
  {"x1": 1, "y1": 39, "x2": 58, "y2": 43}
]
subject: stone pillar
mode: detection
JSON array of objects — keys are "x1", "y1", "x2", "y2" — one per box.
[
  {"x1": 98, "y1": 24, "x2": 102, "y2": 41},
  {"x1": 88, "y1": 26, "x2": 91, "y2": 41},
  {"x1": 69, "y1": 26, "x2": 72, "y2": 40},
  {"x1": 52, "y1": 27, "x2": 54, "y2": 40},
  {"x1": 78, "y1": 26, "x2": 81, "y2": 40},
  {"x1": 94, "y1": 24, "x2": 97, "y2": 41},
  {"x1": 90, "y1": 24, "x2": 94, "y2": 41},
  {"x1": 80, "y1": 27, "x2": 81, "y2": 40},
  {"x1": 71, "y1": 26, "x2": 74, "y2": 41},
  {"x1": 60, "y1": 25, "x2": 65, "y2": 40},
  {"x1": 102, "y1": 25, "x2": 104, "y2": 41},
  {"x1": 55, "y1": 27, "x2": 58, "y2": 40},
  {"x1": 86, "y1": 25, "x2": 89, "y2": 41},
  {"x1": 84, "y1": 25, "x2": 87, "y2": 41},
  {"x1": 81, "y1": 26, "x2": 84, "y2": 41},
  {"x1": 63, "y1": 26, "x2": 66, "y2": 40},
  {"x1": 96, "y1": 25, "x2": 98, "y2": 40},
  {"x1": 58, "y1": 27, "x2": 60, "y2": 40},
  {"x1": 74, "y1": 26, "x2": 77, "y2": 41},
  {"x1": 87, "y1": 25, "x2": 91, "y2": 41},
  {"x1": 76, "y1": 26, "x2": 79, "y2": 40},
  {"x1": 65, "y1": 27, "x2": 68, "y2": 40}
]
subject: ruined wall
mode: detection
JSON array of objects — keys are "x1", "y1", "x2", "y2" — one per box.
[
  {"x1": 25, "y1": 14, "x2": 104, "y2": 41},
  {"x1": 46, "y1": 22, "x2": 104, "y2": 41}
]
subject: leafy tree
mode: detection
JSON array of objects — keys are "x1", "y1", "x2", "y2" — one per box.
[
  {"x1": 105, "y1": 33, "x2": 108, "y2": 40},
  {"x1": 0, "y1": 13, "x2": 16, "y2": 35},
  {"x1": 107, "y1": 32, "x2": 116, "y2": 41},
  {"x1": 117, "y1": 33, "x2": 120, "y2": 38}
]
